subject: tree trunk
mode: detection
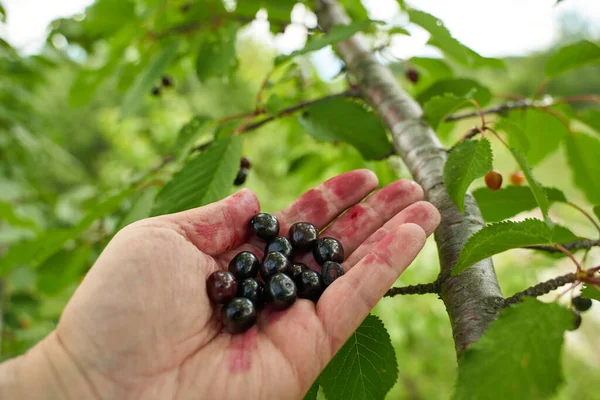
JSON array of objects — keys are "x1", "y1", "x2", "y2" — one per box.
[{"x1": 316, "y1": 0, "x2": 505, "y2": 355}]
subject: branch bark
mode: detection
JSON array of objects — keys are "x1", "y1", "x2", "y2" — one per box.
[
  {"x1": 504, "y1": 273, "x2": 577, "y2": 305},
  {"x1": 316, "y1": 0, "x2": 504, "y2": 355}
]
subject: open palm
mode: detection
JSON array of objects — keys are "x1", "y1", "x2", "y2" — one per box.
[{"x1": 53, "y1": 170, "x2": 440, "y2": 400}]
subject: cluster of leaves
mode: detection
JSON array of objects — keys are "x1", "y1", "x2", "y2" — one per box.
[{"x1": 1, "y1": 0, "x2": 599, "y2": 399}]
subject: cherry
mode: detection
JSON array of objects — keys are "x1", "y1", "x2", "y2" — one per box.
[
  {"x1": 237, "y1": 278, "x2": 266, "y2": 309},
  {"x1": 509, "y1": 171, "x2": 525, "y2": 186},
  {"x1": 567, "y1": 311, "x2": 582, "y2": 331},
  {"x1": 290, "y1": 262, "x2": 308, "y2": 280},
  {"x1": 260, "y1": 252, "x2": 291, "y2": 281},
  {"x1": 228, "y1": 251, "x2": 259, "y2": 280},
  {"x1": 296, "y1": 270, "x2": 325, "y2": 302},
  {"x1": 249, "y1": 213, "x2": 280, "y2": 241},
  {"x1": 206, "y1": 271, "x2": 237, "y2": 304},
  {"x1": 161, "y1": 75, "x2": 173, "y2": 87},
  {"x1": 484, "y1": 170, "x2": 503, "y2": 191},
  {"x1": 266, "y1": 273, "x2": 297, "y2": 310},
  {"x1": 240, "y1": 156, "x2": 251, "y2": 169},
  {"x1": 233, "y1": 168, "x2": 248, "y2": 186},
  {"x1": 322, "y1": 261, "x2": 344, "y2": 286},
  {"x1": 405, "y1": 68, "x2": 419, "y2": 84},
  {"x1": 572, "y1": 296, "x2": 592, "y2": 312},
  {"x1": 313, "y1": 237, "x2": 344, "y2": 265},
  {"x1": 265, "y1": 236, "x2": 294, "y2": 260},
  {"x1": 289, "y1": 222, "x2": 319, "y2": 251},
  {"x1": 222, "y1": 298, "x2": 257, "y2": 334},
  {"x1": 151, "y1": 87, "x2": 161, "y2": 96}
]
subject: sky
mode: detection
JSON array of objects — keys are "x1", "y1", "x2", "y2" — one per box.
[{"x1": 1, "y1": 0, "x2": 599, "y2": 56}]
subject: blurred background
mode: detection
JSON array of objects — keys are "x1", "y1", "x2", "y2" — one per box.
[{"x1": 1, "y1": 0, "x2": 599, "y2": 398}]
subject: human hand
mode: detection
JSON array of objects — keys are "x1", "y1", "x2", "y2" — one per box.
[{"x1": 6, "y1": 170, "x2": 440, "y2": 400}]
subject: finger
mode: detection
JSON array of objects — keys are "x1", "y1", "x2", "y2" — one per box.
[
  {"x1": 344, "y1": 201, "x2": 440, "y2": 269},
  {"x1": 145, "y1": 189, "x2": 260, "y2": 256},
  {"x1": 317, "y1": 223, "x2": 426, "y2": 351},
  {"x1": 294, "y1": 180, "x2": 423, "y2": 267}
]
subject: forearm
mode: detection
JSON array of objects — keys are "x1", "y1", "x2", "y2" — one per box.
[{"x1": 0, "y1": 331, "x2": 98, "y2": 400}]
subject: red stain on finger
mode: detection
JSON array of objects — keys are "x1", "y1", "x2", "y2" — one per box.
[
  {"x1": 294, "y1": 189, "x2": 329, "y2": 221},
  {"x1": 229, "y1": 329, "x2": 258, "y2": 373},
  {"x1": 328, "y1": 171, "x2": 368, "y2": 199}
]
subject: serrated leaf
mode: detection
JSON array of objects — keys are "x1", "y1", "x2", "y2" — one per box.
[
  {"x1": 453, "y1": 298, "x2": 572, "y2": 400},
  {"x1": 297, "y1": 99, "x2": 392, "y2": 160},
  {"x1": 544, "y1": 40, "x2": 600, "y2": 78},
  {"x1": 503, "y1": 110, "x2": 569, "y2": 166},
  {"x1": 0, "y1": 201, "x2": 38, "y2": 229},
  {"x1": 319, "y1": 315, "x2": 398, "y2": 400},
  {"x1": 510, "y1": 147, "x2": 551, "y2": 225},
  {"x1": 473, "y1": 187, "x2": 565, "y2": 222},
  {"x1": 408, "y1": 9, "x2": 504, "y2": 70},
  {"x1": 303, "y1": 380, "x2": 320, "y2": 400},
  {"x1": 577, "y1": 109, "x2": 600, "y2": 136},
  {"x1": 417, "y1": 78, "x2": 491, "y2": 107},
  {"x1": 424, "y1": 93, "x2": 474, "y2": 130},
  {"x1": 551, "y1": 225, "x2": 580, "y2": 243},
  {"x1": 121, "y1": 40, "x2": 179, "y2": 118},
  {"x1": 581, "y1": 285, "x2": 600, "y2": 302},
  {"x1": 565, "y1": 133, "x2": 600, "y2": 204},
  {"x1": 36, "y1": 246, "x2": 91, "y2": 295},
  {"x1": 452, "y1": 219, "x2": 553, "y2": 275},
  {"x1": 151, "y1": 137, "x2": 242, "y2": 216},
  {"x1": 196, "y1": 22, "x2": 239, "y2": 82},
  {"x1": 444, "y1": 139, "x2": 492, "y2": 212},
  {"x1": 276, "y1": 20, "x2": 376, "y2": 65},
  {"x1": 173, "y1": 115, "x2": 214, "y2": 162}
]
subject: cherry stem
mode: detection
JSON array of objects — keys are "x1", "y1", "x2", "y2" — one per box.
[
  {"x1": 566, "y1": 201, "x2": 600, "y2": 238},
  {"x1": 470, "y1": 99, "x2": 486, "y2": 128},
  {"x1": 554, "y1": 243, "x2": 583, "y2": 271},
  {"x1": 483, "y1": 126, "x2": 510, "y2": 149}
]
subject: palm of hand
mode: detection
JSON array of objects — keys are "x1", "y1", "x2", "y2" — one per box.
[{"x1": 55, "y1": 170, "x2": 439, "y2": 400}]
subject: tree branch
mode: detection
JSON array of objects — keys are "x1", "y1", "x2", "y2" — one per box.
[
  {"x1": 385, "y1": 281, "x2": 440, "y2": 297},
  {"x1": 504, "y1": 273, "x2": 577, "y2": 306},
  {"x1": 317, "y1": 0, "x2": 504, "y2": 355},
  {"x1": 524, "y1": 240, "x2": 600, "y2": 253}
]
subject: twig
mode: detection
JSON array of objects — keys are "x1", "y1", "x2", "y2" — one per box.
[
  {"x1": 385, "y1": 280, "x2": 440, "y2": 297},
  {"x1": 504, "y1": 272, "x2": 577, "y2": 305},
  {"x1": 566, "y1": 201, "x2": 600, "y2": 238},
  {"x1": 524, "y1": 239, "x2": 600, "y2": 253}
]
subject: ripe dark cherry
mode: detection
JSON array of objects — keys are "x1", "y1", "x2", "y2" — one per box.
[
  {"x1": 161, "y1": 75, "x2": 173, "y2": 87},
  {"x1": 249, "y1": 213, "x2": 280, "y2": 241},
  {"x1": 233, "y1": 168, "x2": 248, "y2": 186},
  {"x1": 265, "y1": 236, "x2": 294, "y2": 260},
  {"x1": 572, "y1": 296, "x2": 593, "y2": 312},
  {"x1": 260, "y1": 252, "x2": 291, "y2": 281},
  {"x1": 485, "y1": 170, "x2": 503, "y2": 191},
  {"x1": 289, "y1": 222, "x2": 319, "y2": 251},
  {"x1": 228, "y1": 251, "x2": 259, "y2": 280},
  {"x1": 313, "y1": 237, "x2": 344, "y2": 265},
  {"x1": 240, "y1": 156, "x2": 251, "y2": 169},
  {"x1": 237, "y1": 278, "x2": 266, "y2": 309},
  {"x1": 151, "y1": 87, "x2": 161, "y2": 96},
  {"x1": 405, "y1": 68, "x2": 419, "y2": 84},
  {"x1": 322, "y1": 261, "x2": 345, "y2": 286},
  {"x1": 568, "y1": 311, "x2": 582, "y2": 331},
  {"x1": 296, "y1": 270, "x2": 325, "y2": 302},
  {"x1": 290, "y1": 262, "x2": 308, "y2": 280},
  {"x1": 206, "y1": 271, "x2": 237, "y2": 304},
  {"x1": 266, "y1": 273, "x2": 297, "y2": 310},
  {"x1": 221, "y1": 298, "x2": 257, "y2": 334}
]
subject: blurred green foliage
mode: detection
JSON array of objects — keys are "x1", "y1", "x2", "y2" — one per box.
[{"x1": 1, "y1": 0, "x2": 600, "y2": 399}]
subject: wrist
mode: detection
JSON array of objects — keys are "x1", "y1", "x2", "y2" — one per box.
[{"x1": 0, "y1": 331, "x2": 100, "y2": 400}]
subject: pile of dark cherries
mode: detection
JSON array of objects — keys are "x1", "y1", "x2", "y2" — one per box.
[{"x1": 206, "y1": 213, "x2": 345, "y2": 334}]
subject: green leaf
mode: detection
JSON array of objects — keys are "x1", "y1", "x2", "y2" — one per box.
[
  {"x1": 510, "y1": 148, "x2": 551, "y2": 225},
  {"x1": 388, "y1": 26, "x2": 410, "y2": 36},
  {"x1": 297, "y1": 99, "x2": 392, "y2": 160},
  {"x1": 594, "y1": 205, "x2": 600, "y2": 222},
  {"x1": 473, "y1": 187, "x2": 565, "y2": 223},
  {"x1": 544, "y1": 40, "x2": 600, "y2": 78},
  {"x1": 408, "y1": 9, "x2": 504, "y2": 70},
  {"x1": 0, "y1": 201, "x2": 38, "y2": 229},
  {"x1": 565, "y1": 133, "x2": 600, "y2": 204},
  {"x1": 319, "y1": 315, "x2": 398, "y2": 400},
  {"x1": 36, "y1": 246, "x2": 91, "y2": 295},
  {"x1": 0, "y1": 3, "x2": 6, "y2": 23},
  {"x1": 151, "y1": 137, "x2": 242, "y2": 216},
  {"x1": 417, "y1": 78, "x2": 492, "y2": 107},
  {"x1": 581, "y1": 285, "x2": 600, "y2": 302},
  {"x1": 408, "y1": 57, "x2": 453, "y2": 84},
  {"x1": 121, "y1": 40, "x2": 179, "y2": 118},
  {"x1": 444, "y1": 139, "x2": 492, "y2": 212},
  {"x1": 276, "y1": 20, "x2": 376, "y2": 65},
  {"x1": 577, "y1": 109, "x2": 600, "y2": 135},
  {"x1": 117, "y1": 186, "x2": 159, "y2": 230},
  {"x1": 423, "y1": 93, "x2": 473, "y2": 130},
  {"x1": 452, "y1": 219, "x2": 553, "y2": 276},
  {"x1": 453, "y1": 298, "x2": 572, "y2": 400},
  {"x1": 173, "y1": 115, "x2": 214, "y2": 162},
  {"x1": 196, "y1": 22, "x2": 239, "y2": 82},
  {"x1": 235, "y1": 0, "x2": 296, "y2": 20},
  {"x1": 303, "y1": 380, "x2": 320, "y2": 400},
  {"x1": 551, "y1": 225, "x2": 580, "y2": 243},
  {"x1": 502, "y1": 110, "x2": 570, "y2": 166}
]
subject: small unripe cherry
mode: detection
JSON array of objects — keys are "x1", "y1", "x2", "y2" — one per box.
[
  {"x1": 405, "y1": 68, "x2": 419, "y2": 84},
  {"x1": 484, "y1": 170, "x2": 503, "y2": 191},
  {"x1": 510, "y1": 171, "x2": 525, "y2": 186}
]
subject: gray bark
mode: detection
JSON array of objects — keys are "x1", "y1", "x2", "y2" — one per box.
[{"x1": 316, "y1": 0, "x2": 505, "y2": 355}]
